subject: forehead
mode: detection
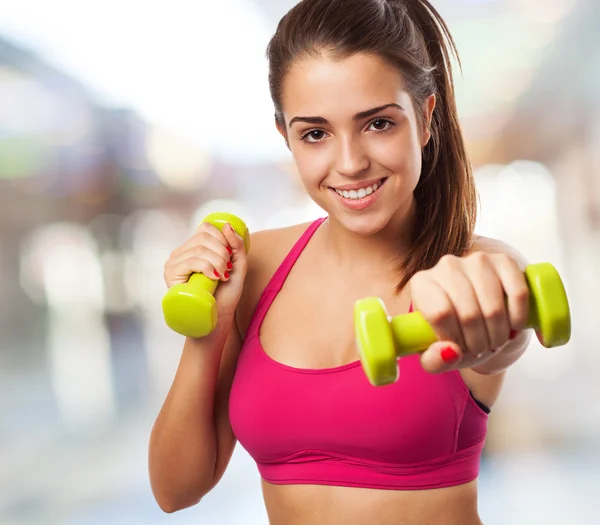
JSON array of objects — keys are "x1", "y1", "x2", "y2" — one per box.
[{"x1": 281, "y1": 53, "x2": 410, "y2": 119}]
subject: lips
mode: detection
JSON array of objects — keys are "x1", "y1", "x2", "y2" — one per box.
[
  {"x1": 330, "y1": 178, "x2": 387, "y2": 192},
  {"x1": 330, "y1": 178, "x2": 386, "y2": 200}
]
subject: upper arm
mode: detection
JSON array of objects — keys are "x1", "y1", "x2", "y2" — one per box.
[{"x1": 210, "y1": 320, "x2": 243, "y2": 489}]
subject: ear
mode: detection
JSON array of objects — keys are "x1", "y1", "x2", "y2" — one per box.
[
  {"x1": 421, "y1": 94, "x2": 436, "y2": 147},
  {"x1": 275, "y1": 118, "x2": 290, "y2": 149}
]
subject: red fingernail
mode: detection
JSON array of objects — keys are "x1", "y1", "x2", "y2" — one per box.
[
  {"x1": 227, "y1": 246, "x2": 232, "y2": 256},
  {"x1": 227, "y1": 261, "x2": 232, "y2": 270},
  {"x1": 213, "y1": 270, "x2": 220, "y2": 278},
  {"x1": 224, "y1": 271, "x2": 229, "y2": 279},
  {"x1": 509, "y1": 330, "x2": 518, "y2": 340},
  {"x1": 441, "y1": 347, "x2": 460, "y2": 364}
]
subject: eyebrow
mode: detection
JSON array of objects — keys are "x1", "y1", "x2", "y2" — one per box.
[{"x1": 288, "y1": 103, "x2": 404, "y2": 127}]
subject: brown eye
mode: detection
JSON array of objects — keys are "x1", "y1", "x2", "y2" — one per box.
[
  {"x1": 370, "y1": 118, "x2": 391, "y2": 131},
  {"x1": 302, "y1": 129, "x2": 327, "y2": 143}
]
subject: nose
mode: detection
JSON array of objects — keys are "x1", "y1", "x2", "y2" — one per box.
[{"x1": 334, "y1": 135, "x2": 370, "y2": 178}]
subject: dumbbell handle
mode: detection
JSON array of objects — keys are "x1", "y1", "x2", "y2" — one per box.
[
  {"x1": 185, "y1": 272, "x2": 219, "y2": 297},
  {"x1": 389, "y1": 309, "x2": 535, "y2": 357}
]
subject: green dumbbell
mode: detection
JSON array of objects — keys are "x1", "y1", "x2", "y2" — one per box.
[
  {"x1": 162, "y1": 212, "x2": 250, "y2": 338},
  {"x1": 354, "y1": 262, "x2": 571, "y2": 387}
]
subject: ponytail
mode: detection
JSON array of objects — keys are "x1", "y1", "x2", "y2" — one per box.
[{"x1": 395, "y1": 0, "x2": 477, "y2": 290}]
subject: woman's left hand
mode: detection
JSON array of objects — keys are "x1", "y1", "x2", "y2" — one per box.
[{"x1": 409, "y1": 251, "x2": 531, "y2": 374}]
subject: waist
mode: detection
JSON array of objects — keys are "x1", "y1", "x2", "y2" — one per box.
[{"x1": 262, "y1": 478, "x2": 482, "y2": 525}]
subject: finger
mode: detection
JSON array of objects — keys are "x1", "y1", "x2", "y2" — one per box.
[
  {"x1": 167, "y1": 256, "x2": 224, "y2": 287},
  {"x1": 410, "y1": 271, "x2": 466, "y2": 351},
  {"x1": 421, "y1": 341, "x2": 499, "y2": 374},
  {"x1": 172, "y1": 234, "x2": 231, "y2": 270},
  {"x1": 171, "y1": 247, "x2": 230, "y2": 282},
  {"x1": 221, "y1": 223, "x2": 247, "y2": 262},
  {"x1": 172, "y1": 223, "x2": 229, "y2": 258},
  {"x1": 431, "y1": 265, "x2": 489, "y2": 356},
  {"x1": 420, "y1": 341, "x2": 463, "y2": 374},
  {"x1": 491, "y1": 254, "x2": 530, "y2": 334},
  {"x1": 466, "y1": 254, "x2": 511, "y2": 350}
]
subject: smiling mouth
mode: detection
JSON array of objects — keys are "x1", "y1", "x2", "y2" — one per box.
[{"x1": 329, "y1": 178, "x2": 387, "y2": 200}]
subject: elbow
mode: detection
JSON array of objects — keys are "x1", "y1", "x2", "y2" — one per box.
[
  {"x1": 154, "y1": 492, "x2": 204, "y2": 514},
  {"x1": 151, "y1": 476, "x2": 215, "y2": 514}
]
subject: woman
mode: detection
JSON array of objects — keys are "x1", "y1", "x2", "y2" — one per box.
[{"x1": 149, "y1": 1, "x2": 532, "y2": 523}]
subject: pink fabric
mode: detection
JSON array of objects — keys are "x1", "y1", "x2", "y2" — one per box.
[{"x1": 229, "y1": 218, "x2": 488, "y2": 490}]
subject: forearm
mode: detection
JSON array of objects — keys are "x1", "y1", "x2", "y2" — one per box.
[
  {"x1": 148, "y1": 316, "x2": 234, "y2": 511},
  {"x1": 470, "y1": 330, "x2": 532, "y2": 376}
]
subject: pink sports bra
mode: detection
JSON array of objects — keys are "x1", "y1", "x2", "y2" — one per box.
[{"x1": 229, "y1": 218, "x2": 488, "y2": 490}]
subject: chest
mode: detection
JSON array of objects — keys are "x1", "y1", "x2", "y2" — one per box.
[
  {"x1": 259, "y1": 266, "x2": 410, "y2": 370},
  {"x1": 229, "y1": 351, "x2": 464, "y2": 464}
]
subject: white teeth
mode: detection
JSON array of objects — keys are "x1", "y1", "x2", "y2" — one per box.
[{"x1": 334, "y1": 180, "x2": 383, "y2": 200}]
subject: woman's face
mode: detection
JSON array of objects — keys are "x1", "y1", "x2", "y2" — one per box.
[{"x1": 279, "y1": 52, "x2": 435, "y2": 235}]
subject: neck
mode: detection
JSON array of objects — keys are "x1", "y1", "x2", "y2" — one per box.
[{"x1": 323, "y1": 196, "x2": 417, "y2": 272}]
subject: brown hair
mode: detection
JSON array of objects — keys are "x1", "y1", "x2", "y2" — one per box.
[{"x1": 266, "y1": 0, "x2": 477, "y2": 291}]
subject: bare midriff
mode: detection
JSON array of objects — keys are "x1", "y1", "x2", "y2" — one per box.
[{"x1": 261, "y1": 479, "x2": 483, "y2": 525}]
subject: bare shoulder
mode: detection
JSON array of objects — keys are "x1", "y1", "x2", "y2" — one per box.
[
  {"x1": 236, "y1": 221, "x2": 315, "y2": 338},
  {"x1": 469, "y1": 235, "x2": 529, "y2": 269}
]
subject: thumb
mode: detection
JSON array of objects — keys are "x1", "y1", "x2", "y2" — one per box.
[{"x1": 420, "y1": 341, "x2": 464, "y2": 374}]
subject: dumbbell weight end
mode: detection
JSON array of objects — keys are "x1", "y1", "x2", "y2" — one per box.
[{"x1": 162, "y1": 273, "x2": 219, "y2": 339}]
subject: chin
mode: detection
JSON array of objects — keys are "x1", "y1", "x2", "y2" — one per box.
[{"x1": 332, "y1": 209, "x2": 394, "y2": 236}]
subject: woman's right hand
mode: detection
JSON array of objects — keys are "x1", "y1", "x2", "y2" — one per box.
[{"x1": 163, "y1": 221, "x2": 249, "y2": 322}]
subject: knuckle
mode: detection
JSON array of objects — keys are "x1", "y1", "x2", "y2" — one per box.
[
  {"x1": 512, "y1": 285, "x2": 530, "y2": 303},
  {"x1": 468, "y1": 251, "x2": 490, "y2": 267},
  {"x1": 459, "y1": 310, "x2": 482, "y2": 328},
  {"x1": 425, "y1": 307, "x2": 453, "y2": 326},
  {"x1": 409, "y1": 269, "x2": 430, "y2": 289},
  {"x1": 439, "y1": 254, "x2": 458, "y2": 267},
  {"x1": 409, "y1": 270, "x2": 425, "y2": 286},
  {"x1": 497, "y1": 252, "x2": 514, "y2": 266},
  {"x1": 194, "y1": 244, "x2": 207, "y2": 257},
  {"x1": 484, "y1": 306, "x2": 506, "y2": 323},
  {"x1": 197, "y1": 231, "x2": 212, "y2": 244}
]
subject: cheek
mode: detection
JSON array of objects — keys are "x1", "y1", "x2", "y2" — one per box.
[
  {"x1": 372, "y1": 130, "x2": 423, "y2": 180},
  {"x1": 291, "y1": 146, "x2": 331, "y2": 189}
]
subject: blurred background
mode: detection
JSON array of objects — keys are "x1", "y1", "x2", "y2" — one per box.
[{"x1": 0, "y1": 0, "x2": 598, "y2": 524}]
